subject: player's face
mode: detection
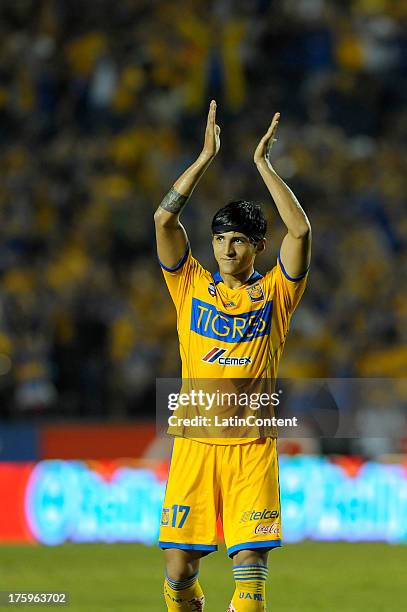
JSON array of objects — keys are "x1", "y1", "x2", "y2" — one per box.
[{"x1": 212, "y1": 232, "x2": 264, "y2": 276}]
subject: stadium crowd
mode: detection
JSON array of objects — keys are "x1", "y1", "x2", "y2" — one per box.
[{"x1": 0, "y1": 0, "x2": 405, "y2": 450}]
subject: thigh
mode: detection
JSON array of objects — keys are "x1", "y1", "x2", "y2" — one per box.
[
  {"x1": 159, "y1": 438, "x2": 220, "y2": 553},
  {"x1": 221, "y1": 438, "x2": 282, "y2": 557}
]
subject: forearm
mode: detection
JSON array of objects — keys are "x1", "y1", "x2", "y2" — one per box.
[
  {"x1": 154, "y1": 154, "x2": 214, "y2": 265},
  {"x1": 256, "y1": 161, "x2": 310, "y2": 238},
  {"x1": 154, "y1": 154, "x2": 213, "y2": 226},
  {"x1": 174, "y1": 153, "x2": 213, "y2": 197}
]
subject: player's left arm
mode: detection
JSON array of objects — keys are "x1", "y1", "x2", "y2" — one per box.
[{"x1": 254, "y1": 113, "x2": 311, "y2": 277}]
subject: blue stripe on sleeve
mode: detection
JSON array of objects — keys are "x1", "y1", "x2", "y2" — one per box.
[
  {"x1": 159, "y1": 245, "x2": 190, "y2": 272},
  {"x1": 278, "y1": 251, "x2": 309, "y2": 281}
]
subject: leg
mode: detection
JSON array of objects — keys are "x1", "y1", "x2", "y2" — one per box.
[
  {"x1": 227, "y1": 548, "x2": 270, "y2": 611},
  {"x1": 232, "y1": 548, "x2": 269, "y2": 567},
  {"x1": 165, "y1": 548, "x2": 203, "y2": 581},
  {"x1": 159, "y1": 439, "x2": 220, "y2": 610},
  {"x1": 163, "y1": 548, "x2": 206, "y2": 610},
  {"x1": 221, "y1": 439, "x2": 281, "y2": 611}
]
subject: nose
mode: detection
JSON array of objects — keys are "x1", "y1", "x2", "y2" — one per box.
[{"x1": 224, "y1": 240, "x2": 235, "y2": 257}]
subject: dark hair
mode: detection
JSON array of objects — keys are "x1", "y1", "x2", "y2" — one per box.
[{"x1": 211, "y1": 200, "x2": 267, "y2": 243}]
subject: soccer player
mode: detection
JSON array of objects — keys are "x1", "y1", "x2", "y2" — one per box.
[{"x1": 154, "y1": 100, "x2": 311, "y2": 611}]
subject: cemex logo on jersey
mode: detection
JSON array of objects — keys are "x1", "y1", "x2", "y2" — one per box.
[{"x1": 202, "y1": 347, "x2": 251, "y2": 366}]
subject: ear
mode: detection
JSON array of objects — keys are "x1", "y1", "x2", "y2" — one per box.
[{"x1": 255, "y1": 239, "x2": 266, "y2": 255}]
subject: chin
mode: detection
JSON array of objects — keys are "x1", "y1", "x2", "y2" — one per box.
[{"x1": 219, "y1": 263, "x2": 242, "y2": 275}]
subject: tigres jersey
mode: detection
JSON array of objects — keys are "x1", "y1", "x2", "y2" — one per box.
[{"x1": 160, "y1": 246, "x2": 308, "y2": 443}]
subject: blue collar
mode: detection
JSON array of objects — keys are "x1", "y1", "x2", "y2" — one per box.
[{"x1": 212, "y1": 270, "x2": 263, "y2": 285}]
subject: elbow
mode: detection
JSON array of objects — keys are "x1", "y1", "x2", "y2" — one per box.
[
  {"x1": 289, "y1": 223, "x2": 311, "y2": 240},
  {"x1": 154, "y1": 207, "x2": 179, "y2": 229},
  {"x1": 154, "y1": 208, "x2": 163, "y2": 224},
  {"x1": 154, "y1": 208, "x2": 168, "y2": 227}
]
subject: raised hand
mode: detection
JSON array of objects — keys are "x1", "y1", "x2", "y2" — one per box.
[
  {"x1": 201, "y1": 100, "x2": 221, "y2": 161},
  {"x1": 254, "y1": 112, "x2": 280, "y2": 167}
]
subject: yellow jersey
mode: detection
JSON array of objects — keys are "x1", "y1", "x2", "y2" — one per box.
[{"x1": 160, "y1": 246, "x2": 308, "y2": 443}]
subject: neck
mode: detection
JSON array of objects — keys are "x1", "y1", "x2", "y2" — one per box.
[{"x1": 219, "y1": 265, "x2": 255, "y2": 289}]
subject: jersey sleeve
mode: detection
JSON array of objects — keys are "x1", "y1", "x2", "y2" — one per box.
[
  {"x1": 265, "y1": 253, "x2": 309, "y2": 337},
  {"x1": 158, "y1": 244, "x2": 205, "y2": 311}
]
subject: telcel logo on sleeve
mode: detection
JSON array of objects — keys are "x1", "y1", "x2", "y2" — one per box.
[{"x1": 202, "y1": 347, "x2": 251, "y2": 366}]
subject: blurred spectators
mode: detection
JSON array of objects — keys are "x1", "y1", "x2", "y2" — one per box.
[{"x1": 0, "y1": 0, "x2": 405, "y2": 445}]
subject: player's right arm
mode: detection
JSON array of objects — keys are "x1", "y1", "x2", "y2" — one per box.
[{"x1": 154, "y1": 100, "x2": 220, "y2": 269}]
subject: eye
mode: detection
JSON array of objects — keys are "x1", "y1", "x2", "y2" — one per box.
[{"x1": 216, "y1": 235, "x2": 224, "y2": 241}]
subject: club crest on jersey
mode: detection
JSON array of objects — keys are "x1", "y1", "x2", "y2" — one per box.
[
  {"x1": 161, "y1": 507, "x2": 170, "y2": 526},
  {"x1": 208, "y1": 282, "x2": 216, "y2": 297},
  {"x1": 246, "y1": 283, "x2": 264, "y2": 303},
  {"x1": 202, "y1": 347, "x2": 251, "y2": 366}
]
